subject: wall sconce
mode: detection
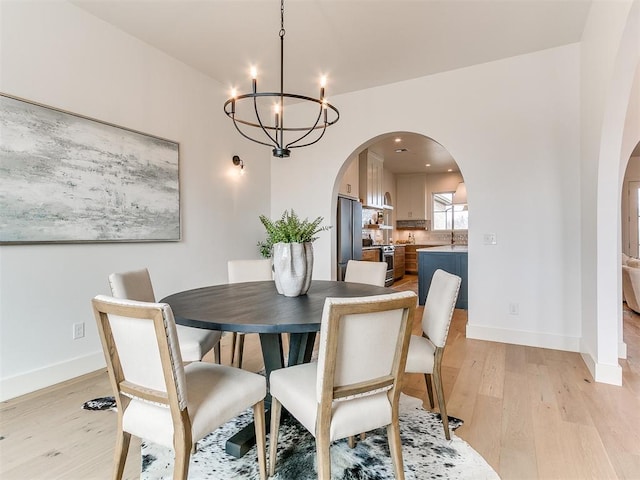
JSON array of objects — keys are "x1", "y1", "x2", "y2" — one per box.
[{"x1": 232, "y1": 155, "x2": 244, "y2": 175}]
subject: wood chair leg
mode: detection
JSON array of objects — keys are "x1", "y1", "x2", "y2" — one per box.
[
  {"x1": 424, "y1": 373, "x2": 435, "y2": 409},
  {"x1": 387, "y1": 422, "x2": 405, "y2": 480},
  {"x1": 112, "y1": 429, "x2": 131, "y2": 480},
  {"x1": 349, "y1": 430, "x2": 366, "y2": 447},
  {"x1": 253, "y1": 401, "x2": 267, "y2": 480},
  {"x1": 433, "y1": 356, "x2": 450, "y2": 440},
  {"x1": 268, "y1": 397, "x2": 282, "y2": 477},
  {"x1": 173, "y1": 441, "x2": 191, "y2": 480},
  {"x1": 315, "y1": 434, "x2": 331, "y2": 480}
]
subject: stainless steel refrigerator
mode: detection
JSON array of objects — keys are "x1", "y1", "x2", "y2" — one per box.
[{"x1": 337, "y1": 196, "x2": 363, "y2": 280}]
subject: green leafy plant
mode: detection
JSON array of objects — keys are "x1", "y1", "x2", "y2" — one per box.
[{"x1": 258, "y1": 209, "x2": 331, "y2": 258}]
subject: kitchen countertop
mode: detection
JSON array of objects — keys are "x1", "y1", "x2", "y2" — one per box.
[{"x1": 417, "y1": 245, "x2": 468, "y2": 253}]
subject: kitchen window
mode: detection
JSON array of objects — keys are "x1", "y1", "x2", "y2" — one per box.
[{"x1": 432, "y1": 192, "x2": 468, "y2": 230}]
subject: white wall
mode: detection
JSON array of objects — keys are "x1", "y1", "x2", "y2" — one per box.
[
  {"x1": 272, "y1": 44, "x2": 582, "y2": 352},
  {"x1": 0, "y1": 1, "x2": 271, "y2": 400}
]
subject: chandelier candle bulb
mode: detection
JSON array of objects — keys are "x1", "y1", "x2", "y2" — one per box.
[
  {"x1": 230, "y1": 89, "x2": 236, "y2": 114},
  {"x1": 251, "y1": 67, "x2": 257, "y2": 93}
]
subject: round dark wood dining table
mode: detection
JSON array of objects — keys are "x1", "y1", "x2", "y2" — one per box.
[{"x1": 160, "y1": 279, "x2": 395, "y2": 457}]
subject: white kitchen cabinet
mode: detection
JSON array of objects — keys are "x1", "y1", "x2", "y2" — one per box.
[
  {"x1": 359, "y1": 149, "x2": 384, "y2": 208},
  {"x1": 339, "y1": 157, "x2": 359, "y2": 197},
  {"x1": 396, "y1": 174, "x2": 427, "y2": 220}
]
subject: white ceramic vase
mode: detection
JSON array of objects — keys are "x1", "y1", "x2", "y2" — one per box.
[{"x1": 273, "y1": 242, "x2": 313, "y2": 297}]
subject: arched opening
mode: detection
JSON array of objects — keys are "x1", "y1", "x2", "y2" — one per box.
[
  {"x1": 621, "y1": 143, "x2": 640, "y2": 368},
  {"x1": 334, "y1": 131, "x2": 467, "y2": 295},
  {"x1": 594, "y1": 1, "x2": 639, "y2": 385}
]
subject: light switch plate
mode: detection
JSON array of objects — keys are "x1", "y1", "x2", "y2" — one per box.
[{"x1": 483, "y1": 233, "x2": 497, "y2": 245}]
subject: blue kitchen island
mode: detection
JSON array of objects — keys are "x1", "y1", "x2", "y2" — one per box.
[{"x1": 417, "y1": 245, "x2": 468, "y2": 309}]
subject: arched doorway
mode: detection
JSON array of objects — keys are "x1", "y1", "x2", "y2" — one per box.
[
  {"x1": 593, "y1": 0, "x2": 640, "y2": 385},
  {"x1": 334, "y1": 131, "x2": 467, "y2": 287}
]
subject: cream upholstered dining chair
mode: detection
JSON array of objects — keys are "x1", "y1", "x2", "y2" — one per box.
[
  {"x1": 108, "y1": 268, "x2": 222, "y2": 363},
  {"x1": 405, "y1": 268, "x2": 461, "y2": 440},
  {"x1": 343, "y1": 259, "x2": 389, "y2": 444},
  {"x1": 343, "y1": 259, "x2": 387, "y2": 287},
  {"x1": 91, "y1": 295, "x2": 267, "y2": 480},
  {"x1": 227, "y1": 259, "x2": 273, "y2": 368},
  {"x1": 268, "y1": 291, "x2": 417, "y2": 479}
]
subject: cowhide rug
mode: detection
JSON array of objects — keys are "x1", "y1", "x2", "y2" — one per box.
[{"x1": 89, "y1": 394, "x2": 497, "y2": 480}]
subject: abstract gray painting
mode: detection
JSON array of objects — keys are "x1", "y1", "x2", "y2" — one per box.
[{"x1": 0, "y1": 94, "x2": 180, "y2": 243}]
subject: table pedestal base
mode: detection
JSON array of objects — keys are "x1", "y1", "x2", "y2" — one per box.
[{"x1": 225, "y1": 331, "x2": 316, "y2": 458}]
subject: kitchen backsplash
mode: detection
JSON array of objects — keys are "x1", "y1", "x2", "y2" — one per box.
[
  {"x1": 361, "y1": 206, "x2": 468, "y2": 245},
  {"x1": 394, "y1": 230, "x2": 468, "y2": 245}
]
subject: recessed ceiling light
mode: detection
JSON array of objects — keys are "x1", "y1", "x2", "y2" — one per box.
[{"x1": 395, "y1": 148, "x2": 408, "y2": 153}]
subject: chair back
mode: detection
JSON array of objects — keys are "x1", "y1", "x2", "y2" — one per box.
[
  {"x1": 109, "y1": 268, "x2": 156, "y2": 302},
  {"x1": 422, "y1": 269, "x2": 462, "y2": 348},
  {"x1": 315, "y1": 291, "x2": 416, "y2": 405},
  {"x1": 92, "y1": 295, "x2": 187, "y2": 414},
  {"x1": 227, "y1": 259, "x2": 273, "y2": 283},
  {"x1": 343, "y1": 259, "x2": 387, "y2": 287}
]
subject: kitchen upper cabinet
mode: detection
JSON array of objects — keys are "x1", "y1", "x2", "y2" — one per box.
[
  {"x1": 396, "y1": 174, "x2": 427, "y2": 220},
  {"x1": 359, "y1": 149, "x2": 384, "y2": 208},
  {"x1": 339, "y1": 157, "x2": 359, "y2": 198}
]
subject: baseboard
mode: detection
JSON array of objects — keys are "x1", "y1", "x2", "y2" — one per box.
[
  {"x1": 580, "y1": 351, "x2": 622, "y2": 386},
  {"x1": 465, "y1": 324, "x2": 581, "y2": 352},
  {"x1": 0, "y1": 351, "x2": 105, "y2": 402},
  {"x1": 465, "y1": 325, "x2": 624, "y2": 385}
]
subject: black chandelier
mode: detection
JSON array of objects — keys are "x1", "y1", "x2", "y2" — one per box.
[{"x1": 223, "y1": 0, "x2": 340, "y2": 158}]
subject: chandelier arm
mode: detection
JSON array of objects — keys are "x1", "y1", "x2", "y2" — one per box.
[
  {"x1": 230, "y1": 114, "x2": 276, "y2": 148},
  {"x1": 289, "y1": 122, "x2": 328, "y2": 150},
  {"x1": 285, "y1": 106, "x2": 323, "y2": 149},
  {"x1": 252, "y1": 94, "x2": 279, "y2": 147}
]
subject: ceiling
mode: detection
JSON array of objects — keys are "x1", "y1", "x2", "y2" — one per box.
[
  {"x1": 71, "y1": 0, "x2": 593, "y2": 174},
  {"x1": 367, "y1": 133, "x2": 459, "y2": 175}
]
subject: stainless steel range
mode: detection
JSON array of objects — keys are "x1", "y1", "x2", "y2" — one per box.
[{"x1": 381, "y1": 245, "x2": 395, "y2": 287}]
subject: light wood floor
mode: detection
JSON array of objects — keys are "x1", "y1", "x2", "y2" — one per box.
[{"x1": 2, "y1": 275, "x2": 639, "y2": 479}]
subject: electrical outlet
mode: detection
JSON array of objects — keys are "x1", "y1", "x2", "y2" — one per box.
[
  {"x1": 483, "y1": 233, "x2": 497, "y2": 245},
  {"x1": 508, "y1": 303, "x2": 519, "y2": 315},
  {"x1": 73, "y1": 322, "x2": 85, "y2": 339}
]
